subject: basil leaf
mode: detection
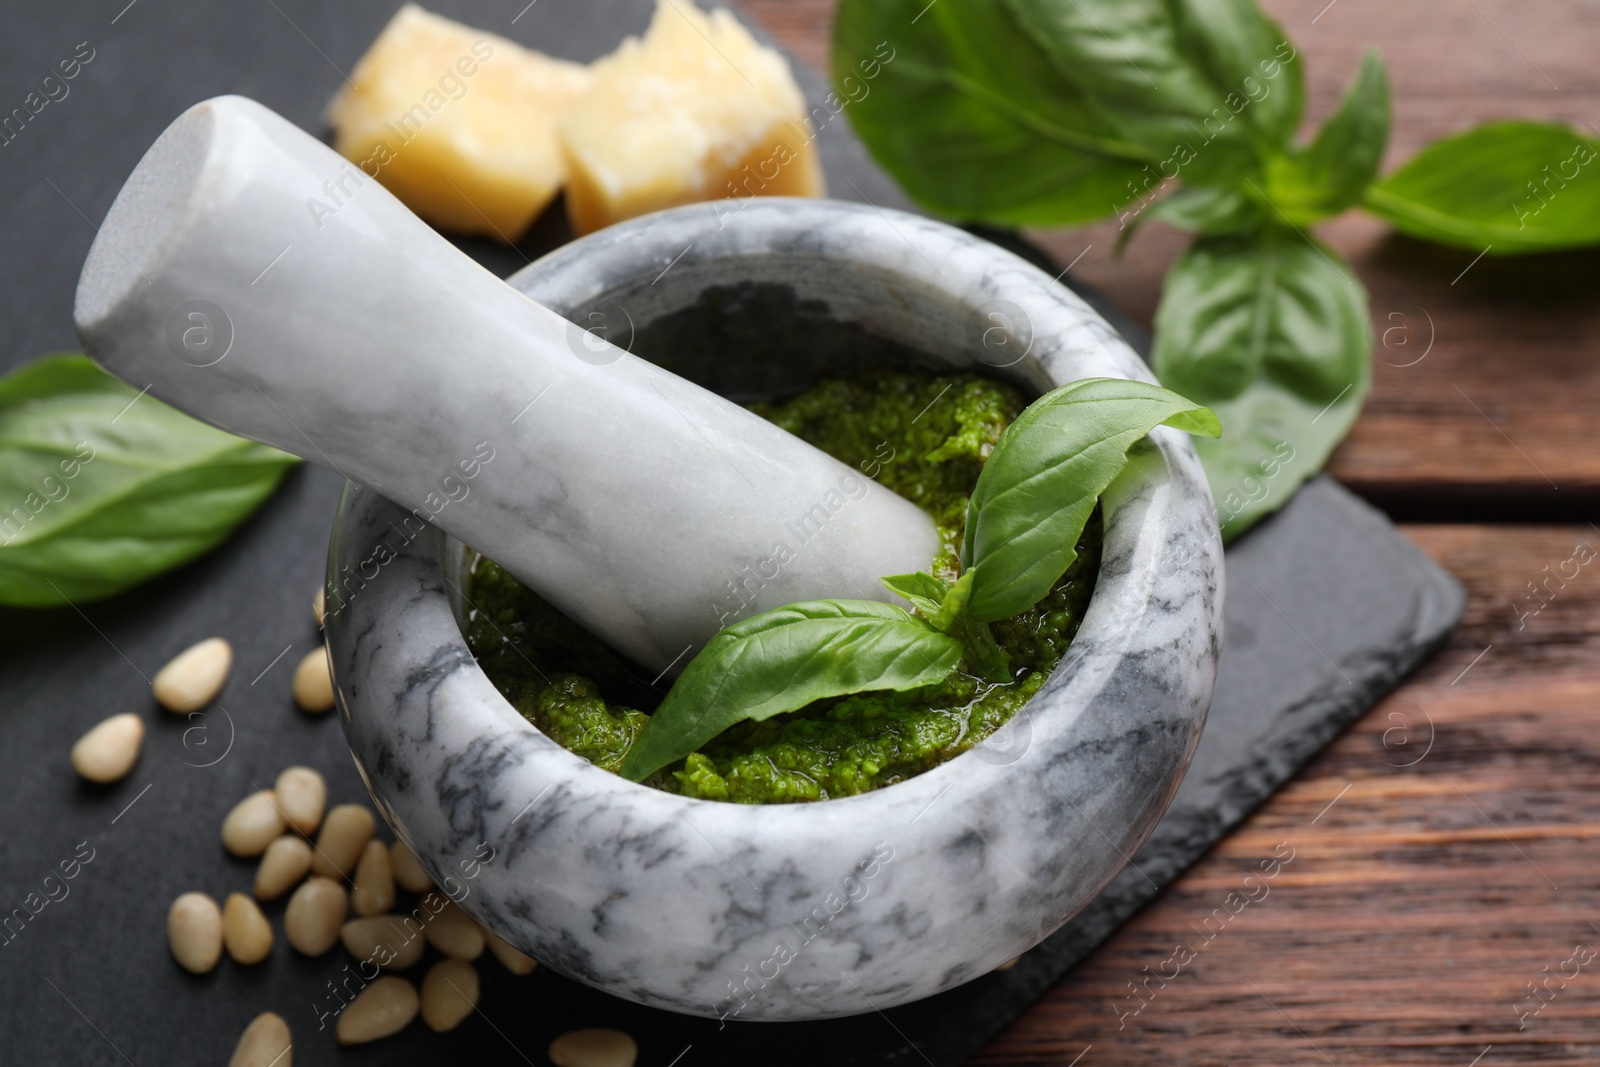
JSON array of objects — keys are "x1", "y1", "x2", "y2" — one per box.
[
  {"x1": 1165, "y1": 0, "x2": 1304, "y2": 149},
  {"x1": 1197, "y1": 379, "x2": 1362, "y2": 540},
  {"x1": 929, "y1": 569, "x2": 973, "y2": 632},
  {"x1": 880, "y1": 572, "x2": 948, "y2": 618},
  {"x1": 618, "y1": 601, "x2": 962, "y2": 781},
  {"x1": 880, "y1": 571, "x2": 1010, "y2": 681},
  {"x1": 1365, "y1": 121, "x2": 1600, "y2": 253},
  {"x1": 1264, "y1": 48, "x2": 1390, "y2": 224},
  {"x1": 1002, "y1": 0, "x2": 1304, "y2": 187},
  {"x1": 884, "y1": 570, "x2": 967, "y2": 633},
  {"x1": 1155, "y1": 226, "x2": 1367, "y2": 404},
  {"x1": 0, "y1": 354, "x2": 299, "y2": 606},
  {"x1": 937, "y1": 572, "x2": 1012, "y2": 682},
  {"x1": 1140, "y1": 185, "x2": 1264, "y2": 237},
  {"x1": 832, "y1": 0, "x2": 1151, "y2": 226},
  {"x1": 960, "y1": 379, "x2": 1220, "y2": 622},
  {"x1": 1153, "y1": 228, "x2": 1371, "y2": 539}
]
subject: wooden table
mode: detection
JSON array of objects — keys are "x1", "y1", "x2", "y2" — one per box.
[{"x1": 740, "y1": 2, "x2": 1600, "y2": 1061}]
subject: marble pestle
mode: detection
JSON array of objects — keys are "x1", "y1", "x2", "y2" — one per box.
[{"x1": 72, "y1": 95, "x2": 943, "y2": 674}]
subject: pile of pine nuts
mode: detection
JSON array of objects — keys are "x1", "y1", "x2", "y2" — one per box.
[
  {"x1": 74, "y1": 590, "x2": 637, "y2": 1066},
  {"x1": 168, "y1": 768, "x2": 546, "y2": 1051}
]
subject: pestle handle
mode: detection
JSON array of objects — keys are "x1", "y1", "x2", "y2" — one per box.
[{"x1": 73, "y1": 96, "x2": 943, "y2": 674}]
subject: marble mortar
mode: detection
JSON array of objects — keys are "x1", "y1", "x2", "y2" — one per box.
[{"x1": 327, "y1": 198, "x2": 1224, "y2": 1021}]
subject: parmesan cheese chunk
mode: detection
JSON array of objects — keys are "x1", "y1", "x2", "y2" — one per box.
[
  {"x1": 557, "y1": 0, "x2": 824, "y2": 234},
  {"x1": 328, "y1": 4, "x2": 591, "y2": 241}
]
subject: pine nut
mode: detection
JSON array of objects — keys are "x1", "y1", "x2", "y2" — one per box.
[
  {"x1": 335, "y1": 976, "x2": 418, "y2": 1045},
  {"x1": 221, "y1": 790, "x2": 287, "y2": 857},
  {"x1": 284, "y1": 876, "x2": 347, "y2": 956},
  {"x1": 389, "y1": 840, "x2": 434, "y2": 894},
  {"x1": 311, "y1": 804, "x2": 374, "y2": 879},
  {"x1": 167, "y1": 891, "x2": 223, "y2": 974},
  {"x1": 485, "y1": 928, "x2": 538, "y2": 975},
  {"x1": 227, "y1": 1012, "x2": 291, "y2": 1067},
  {"x1": 223, "y1": 892, "x2": 273, "y2": 964},
  {"x1": 423, "y1": 899, "x2": 485, "y2": 961},
  {"x1": 152, "y1": 637, "x2": 232, "y2": 713},
  {"x1": 549, "y1": 1029, "x2": 638, "y2": 1067},
  {"x1": 420, "y1": 958, "x2": 478, "y2": 1032},
  {"x1": 352, "y1": 840, "x2": 395, "y2": 917},
  {"x1": 313, "y1": 586, "x2": 325, "y2": 629},
  {"x1": 340, "y1": 915, "x2": 426, "y2": 970},
  {"x1": 292, "y1": 647, "x2": 335, "y2": 713},
  {"x1": 274, "y1": 766, "x2": 326, "y2": 835},
  {"x1": 254, "y1": 835, "x2": 313, "y2": 901},
  {"x1": 69, "y1": 713, "x2": 144, "y2": 783}
]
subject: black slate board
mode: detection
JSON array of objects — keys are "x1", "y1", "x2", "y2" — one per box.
[{"x1": 0, "y1": 2, "x2": 1465, "y2": 1064}]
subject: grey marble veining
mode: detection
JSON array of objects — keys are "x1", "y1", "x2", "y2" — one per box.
[
  {"x1": 72, "y1": 96, "x2": 940, "y2": 674},
  {"x1": 328, "y1": 199, "x2": 1223, "y2": 1021}
]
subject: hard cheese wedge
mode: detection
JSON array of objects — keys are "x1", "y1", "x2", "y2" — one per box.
[
  {"x1": 557, "y1": 0, "x2": 824, "y2": 235},
  {"x1": 327, "y1": 4, "x2": 591, "y2": 241}
]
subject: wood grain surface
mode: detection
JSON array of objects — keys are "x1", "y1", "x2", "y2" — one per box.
[{"x1": 736, "y1": 1, "x2": 1600, "y2": 1062}]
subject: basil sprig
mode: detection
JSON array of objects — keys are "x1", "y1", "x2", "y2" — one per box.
[
  {"x1": 835, "y1": 0, "x2": 1600, "y2": 539},
  {"x1": 619, "y1": 378, "x2": 1218, "y2": 782},
  {"x1": 0, "y1": 354, "x2": 299, "y2": 606}
]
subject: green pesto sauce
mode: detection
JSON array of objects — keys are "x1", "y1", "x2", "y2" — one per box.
[{"x1": 464, "y1": 369, "x2": 1100, "y2": 804}]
